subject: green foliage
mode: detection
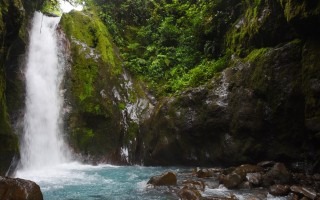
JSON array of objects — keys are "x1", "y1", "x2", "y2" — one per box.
[
  {"x1": 41, "y1": 0, "x2": 62, "y2": 16},
  {"x1": 168, "y1": 56, "x2": 228, "y2": 93},
  {"x1": 71, "y1": 49, "x2": 98, "y2": 103},
  {"x1": 247, "y1": 47, "x2": 270, "y2": 95},
  {"x1": 60, "y1": 10, "x2": 122, "y2": 113},
  {"x1": 279, "y1": 0, "x2": 320, "y2": 22},
  {"x1": 71, "y1": 128, "x2": 95, "y2": 152},
  {"x1": 226, "y1": 0, "x2": 272, "y2": 56},
  {"x1": 60, "y1": 11, "x2": 120, "y2": 74},
  {"x1": 93, "y1": 0, "x2": 241, "y2": 95},
  {"x1": 244, "y1": 47, "x2": 269, "y2": 63}
]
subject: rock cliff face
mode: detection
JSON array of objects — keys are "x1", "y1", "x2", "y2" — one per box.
[
  {"x1": 59, "y1": 0, "x2": 320, "y2": 169},
  {"x1": 1, "y1": 0, "x2": 320, "y2": 173},
  {"x1": 60, "y1": 11, "x2": 153, "y2": 164},
  {"x1": 0, "y1": 0, "x2": 45, "y2": 175},
  {"x1": 137, "y1": 0, "x2": 320, "y2": 169}
]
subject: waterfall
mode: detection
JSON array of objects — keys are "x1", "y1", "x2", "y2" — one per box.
[{"x1": 18, "y1": 12, "x2": 70, "y2": 171}]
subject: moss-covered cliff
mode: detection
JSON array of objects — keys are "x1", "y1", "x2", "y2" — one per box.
[
  {"x1": 1, "y1": 0, "x2": 320, "y2": 172},
  {"x1": 58, "y1": 0, "x2": 320, "y2": 170},
  {"x1": 133, "y1": 0, "x2": 320, "y2": 170},
  {"x1": 60, "y1": 10, "x2": 153, "y2": 164},
  {"x1": 0, "y1": 0, "x2": 46, "y2": 175}
]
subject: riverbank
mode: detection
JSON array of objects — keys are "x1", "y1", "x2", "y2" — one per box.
[{"x1": 147, "y1": 161, "x2": 320, "y2": 199}]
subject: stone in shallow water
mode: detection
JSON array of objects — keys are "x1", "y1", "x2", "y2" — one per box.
[
  {"x1": 182, "y1": 180, "x2": 206, "y2": 191},
  {"x1": 222, "y1": 173, "x2": 243, "y2": 189},
  {"x1": 269, "y1": 184, "x2": 290, "y2": 196},
  {"x1": 147, "y1": 171, "x2": 177, "y2": 186},
  {"x1": 262, "y1": 163, "x2": 291, "y2": 186},
  {"x1": 0, "y1": 176, "x2": 43, "y2": 200},
  {"x1": 177, "y1": 187, "x2": 201, "y2": 200},
  {"x1": 246, "y1": 172, "x2": 262, "y2": 186},
  {"x1": 290, "y1": 185, "x2": 317, "y2": 200},
  {"x1": 196, "y1": 169, "x2": 213, "y2": 178}
]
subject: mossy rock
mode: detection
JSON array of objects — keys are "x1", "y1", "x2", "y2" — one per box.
[
  {"x1": 302, "y1": 39, "x2": 320, "y2": 132},
  {"x1": 278, "y1": 0, "x2": 320, "y2": 36},
  {"x1": 61, "y1": 10, "x2": 151, "y2": 164},
  {"x1": 0, "y1": 0, "x2": 34, "y2": 175},
  {"x1": 226, "y1": 0, "x2": 295, "y2": 56},
  {"x1": 228, "y1": 40, "x2": 305, "y2": 162}
]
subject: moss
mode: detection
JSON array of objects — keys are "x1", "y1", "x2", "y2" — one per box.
[
  {"x1": 118, "y1": 102, "x2": 126, "y2": 110},
  {"x1": 72, "y1": 52, "x2": 98, "y2": 101},
  {"x1": 244, "y1": 47, "x2": 269, "y2": 63},
  {"x1": 60, "y1": 10, "x2": 124, "y2": 114},
  {"x1": 60, "y1": 9, "x2": 130, "y2": 160},
  {"x1": 60, "y1": 11, "x2": 121, "y2": 75},
  {"x1": 0, "y1": 69, "x2": 19, "y2": 175},
  {"x1": 71, "y1": 128, "x2": 94, "y2": 153},
  {"x1": 226, "y1": 0, "x2": 272, "y2": 56},
  {"x1": 279, "y1": 0, "x2": 320, "y2": 22},
  {"x1": 41, "y1": 0, "x2": 62, "y2": 16}
]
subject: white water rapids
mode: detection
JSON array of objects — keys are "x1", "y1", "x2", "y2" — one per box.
[{"x1": 17, "y1": 12, "x2": 70, "y2": 174}]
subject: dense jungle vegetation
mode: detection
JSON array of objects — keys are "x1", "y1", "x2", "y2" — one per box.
[
  {"x1": 47, "y1": 0, "x2": 241, "y2": 96},
  {"x1": 95, "y1": 0, "x2": 241, "y2": 95}
]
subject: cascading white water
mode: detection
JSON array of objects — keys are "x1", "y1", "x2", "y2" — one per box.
[{"x1": 18, "y1": 11, "x2": 70, "y2": 171}]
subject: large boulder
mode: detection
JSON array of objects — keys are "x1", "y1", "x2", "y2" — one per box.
[
  {"x1": 147, "y1": 171, "x2": 177, "y2": 186},
  {"x1": 262, "y1": 163, "x2": 292, "y2": 186},
  {"x1": 222, "y1": 173, "x2": 243, "y2": 189},
  {"x1": 0, "y1": 176, "x2": 43, "y2": 200},
  {"x1": 139, "y1": 39, "x2": 308, "y2": 166}
]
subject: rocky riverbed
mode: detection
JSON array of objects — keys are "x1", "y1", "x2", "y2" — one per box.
[{"x1": 147, "y1": 161, "x2": 320, "y2": 200}]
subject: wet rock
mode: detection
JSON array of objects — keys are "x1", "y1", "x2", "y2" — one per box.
[
  {"x1": 182, "y1": 180, "x2": 205, "y2": 191},
  {"x1": 177, "y1": 187, "x2": 201, "y2": 200},
  {"x1": 196, "y1": 169, "x2": 213, "y2": 178},
  {"x1": 313, "y1": 174, "x2": 320, "y2": 181},
  {"x1": 202, "y1": 194, "x2": 238, "y2": 200},
  {"x1": 233, "y1": 164, "x2": 263, "y2": 177},
  {"x1": 290, "y1": 185, "x2": 317, "y2": 200},
  {"x1": 293, "y1": 194, "x2": 300, "y2": 200},
  {"x1": 269, "y1": 184, "x2": 290, "y2": 196},
  {"x1": 222, "y1": 173, "x2": 243, "y2": 189},
  {"x1": 147, "y1": 171, "x2": 177, "y2": 186},
  {"x1": 257, "y1": 161, "x2": 275, "y2": 169},
  {"x1": 223, "y1": 167, "x2": 236, "y2": 175},
  {"x1": 0, "y1": 176, "x2": 43, "y2": 200},
  {"x1": 246, "y1": 173, "x2": 262, "y2": 186},
  {"x1": 238, "y1": 181, "x2": 252, "y2": 189},
  {"x1": 262, "y1": 163, "x2": 291, "y2": 186}
]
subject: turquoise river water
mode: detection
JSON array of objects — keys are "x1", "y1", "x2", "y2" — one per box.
[{"x1": 15, "y1": 163, "x2": 290, "y2": 200}]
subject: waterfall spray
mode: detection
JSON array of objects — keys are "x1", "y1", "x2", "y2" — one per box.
[{"x1": 18, "y1": 11, "x2": 70, "y2": 171}]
